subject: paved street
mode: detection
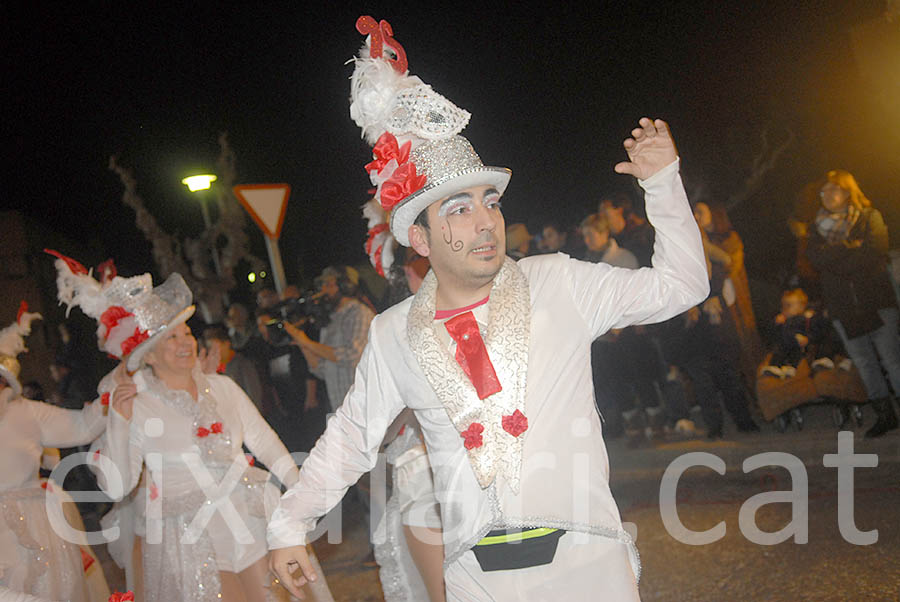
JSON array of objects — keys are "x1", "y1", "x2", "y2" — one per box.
[
  {"x1": 94, "y1": 402, "x2": 899, "y2": 600},
  {"x1": 310, "y1": 402, "x2": 900, "y2": 601}
]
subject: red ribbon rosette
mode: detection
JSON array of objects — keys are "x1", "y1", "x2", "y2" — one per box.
[
  {"x1": 461, "y1": 422, "x2": 484, "y2": 450},
  {"x1": 365, "y1": 132, "x2": 411, "y2": 175},
  {"x1": 120, "y1": 327, "x2": 149, "y2": 357},
  {"x1": 196, "y1": 426, "x2": 210, "y2": 438},
  {"x1": 380, "y1": 162, "x2": 427, "y2": 211},
  {"x1": 210, "y1": 422, "x2": 223, "y2": 434},
  {"x1": 502, "y1": 409, "x2": 528, "y2": 438},
  {"x1": 109, "y1": 591, "x2": 135, "y2": 602}
]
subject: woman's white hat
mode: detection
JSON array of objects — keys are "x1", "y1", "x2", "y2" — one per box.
[{"x1": 46, "y1": 250, "x2": 195, "y2": 372}]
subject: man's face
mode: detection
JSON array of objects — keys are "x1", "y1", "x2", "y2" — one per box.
[
  {"x1": 539, "y1": 225, "x2": 565, "y2": 252},
  {"x1": 601, "y1": 201, "x2": 627, "y2": 235},
  {"x1": 410, "y1": 184, "x2": 505, "y2": 293},
  {"x1": 319, "y1": 276, "x2": 340, "y2": 303},
  {"x1": 226, "y1": 305, "x2": 246, "y2": 330},
  {"x1": 781, "y1": 295, "x2": 806, "y2": 318},
  {"x1": 256, "y1": 289, "x2": 279, "y2": 310},
  {"x1": 583, "y1": 227, "x2": 609, "y2": 252}
]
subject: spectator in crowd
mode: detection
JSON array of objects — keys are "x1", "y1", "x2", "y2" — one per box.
[
  {"x1": 581, "y1": 211, "x2": 680, "y2": 439},
  {"x1": 536, "y1": 221, "x2": 572, "y2": 255},
  {"x1": 661, "y1": 204, "x2": 760, "y2": 439},
  {"x1": 505, "y1": 223, "x2": 533, "y2": 259},
  {"x1": 693, "y1": 201, "x2": 764, "y2": 387},
  {"x1": 285, "y1": 266, "x2": 375, "y2": 412},
  {"x1": 806, "y1": 169, "x2": 900, "y2": 437},
  {"x1": 255, "y1": 296, "x2": 325, "y2": 451},
  {"x1": 201, "y1": 324, "x2": 265, "y2": 410},
  {"x1": 256, "y1": 287, "x2": 280, "y2": 311},
  {"x1": 761, "y1": 288, "x2": 837, "y2": 378},
  {"x1": 581, "y1": 213, "x2": 639, "y2": 268},
  {"x1": 601, "y1": 192, "x2": 655, "y2": 267},
  {"x1": 225, "y1": 302, "x2": 255, "y2": 351},
  {"x1": 48, "y1": 353, "x2": 95, "y2": 410}
]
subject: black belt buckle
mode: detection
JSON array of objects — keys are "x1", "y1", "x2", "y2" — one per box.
[{"x1": 471, "y1": 528, "x2": 566, "y2": 572}]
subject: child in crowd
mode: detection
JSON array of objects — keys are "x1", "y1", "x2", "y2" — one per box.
[{"x1": 762, "y1": 288, "x2": 845, "y2": 378}]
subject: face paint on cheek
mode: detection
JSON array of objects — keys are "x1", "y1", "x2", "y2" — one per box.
[{"x1": 441, "y1": 221, "x2": 464, "y2": 252}]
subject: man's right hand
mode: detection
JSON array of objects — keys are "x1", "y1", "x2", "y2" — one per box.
[{"x1": 269, "y1": 545, "x2": 317, "y2": 599}]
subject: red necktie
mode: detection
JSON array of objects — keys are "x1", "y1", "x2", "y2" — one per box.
[{"x1": 444, "y1": 311, "x2": 502, "y2": 400}]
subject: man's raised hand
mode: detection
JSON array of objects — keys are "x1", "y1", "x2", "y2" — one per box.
[{"x1": 614, "y1": 117, "x2": 678, "y2": 181}]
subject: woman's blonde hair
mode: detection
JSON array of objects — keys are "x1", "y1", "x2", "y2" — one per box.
[{"x1": 825, "y1": 169, "x2": 871, "y2": 210}]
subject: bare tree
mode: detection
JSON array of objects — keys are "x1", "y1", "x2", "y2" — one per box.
[
  {"x1": 726, "y1": 127, "x2": 796, "y2": 212},
  {"x1": 109, "y1": 133, "x2": 265, "y2": 322}
]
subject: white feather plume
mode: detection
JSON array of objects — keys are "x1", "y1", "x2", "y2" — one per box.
[
  {"x1": 52, "y1": 258, "x2": 105, "y2": 318},
  {"x1": 0, "y1": 312, "x2": 42, "y2": 358},
  {"x1": 361, "y1": 197, "x2": 396, "y2": 275},
  {"x1": 349, "y1": 43, "x2": 422, "y2": 145}
]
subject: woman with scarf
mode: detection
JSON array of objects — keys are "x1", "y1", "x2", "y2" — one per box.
[{"x1": 806, "y1": 169, "x2": 900, "y2": 437}]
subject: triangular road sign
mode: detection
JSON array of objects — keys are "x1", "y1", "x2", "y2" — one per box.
[{"x1": 233, "y1": 184, "x2": 291, "y2": 239}]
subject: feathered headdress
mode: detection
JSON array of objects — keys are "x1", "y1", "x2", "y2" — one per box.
[
  {"x1": 349, "y1": 16, "x2": 509, "y2": 246},
  {"x1": 0, "y1": 301, "x2": 43, "y2": 397}
]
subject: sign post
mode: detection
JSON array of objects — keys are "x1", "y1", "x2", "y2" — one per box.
[{"x1": 233, "y1": 184, "x2": 291, "y2": 294}]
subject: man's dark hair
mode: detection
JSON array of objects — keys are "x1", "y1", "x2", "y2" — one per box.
[
  {"x1": 413, "y1": 209, "x2": 429, "y2": 231},
  {"x1": 201, "y1": 324, "x2": 230, "y2": 345}
]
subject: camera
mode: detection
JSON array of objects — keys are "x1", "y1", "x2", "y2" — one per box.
[{"x1": 263, "y1": 293, "x2": 332, "y2": 347}]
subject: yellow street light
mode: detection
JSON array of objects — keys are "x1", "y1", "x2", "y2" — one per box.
[{"x1": 181, "y1": 174, "x2": 217, "y2": 192}]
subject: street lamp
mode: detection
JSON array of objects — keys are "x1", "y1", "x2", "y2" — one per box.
[{"x1": 181, "y1": 173, "x2": 224, "y2": 278}]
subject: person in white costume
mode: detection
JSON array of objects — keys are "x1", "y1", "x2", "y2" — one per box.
[
  {"x1": 0, "y1": 304, "x2": 107, "y2": 602},
  {"x1": 47, "y1": 253, "x2": 334, "y2": 602},
  {"x1": 360, "y1": 206, "x2": 445, "y2": 602},
  {"x1": 269, "y1": 16, "x2": 708, "y2": 601}
]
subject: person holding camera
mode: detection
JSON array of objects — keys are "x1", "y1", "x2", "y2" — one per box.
[{"x1": 285, "y1": 266, "x2": 375, "y2": 412}]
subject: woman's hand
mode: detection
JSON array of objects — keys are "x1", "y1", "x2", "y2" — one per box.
[
  {"x1": 198, "y1": 344, "x2": 221, "y2": 374},
  {"x1": 112, "y1": 383, "x2": 137, "y2": 420}
]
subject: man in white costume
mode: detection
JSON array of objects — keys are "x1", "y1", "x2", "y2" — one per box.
[{"x1": 269, "y1": 16, "x2": 708, "y2": 600}]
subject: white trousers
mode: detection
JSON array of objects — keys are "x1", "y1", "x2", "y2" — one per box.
[{"x1": 444, "y1": 532, "x2": 640, "y2": 601}]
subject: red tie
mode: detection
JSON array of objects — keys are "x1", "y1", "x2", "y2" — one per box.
[{"x1": 444, "y1": 311, "x2": 502, "y2": 400}]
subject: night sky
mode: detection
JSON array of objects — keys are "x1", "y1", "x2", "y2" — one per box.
[{"x1": 4, "y1": 2, "x2": 898, "y2": 303}]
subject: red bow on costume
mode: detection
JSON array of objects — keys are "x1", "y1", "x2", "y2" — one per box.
[
  {"x1": 109, "y1": 591, "x2": 135, "y2": 602},
  {"x1": 444, "y1": 311, "x2": 502, "y2": 400}
]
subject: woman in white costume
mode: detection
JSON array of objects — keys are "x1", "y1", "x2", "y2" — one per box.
[
  {"x1": 48, "y1": 251, "x2": 333, "y2": 602},
  {"x1": 0, "y1": 304, "x2": 106, "y2": 602},
  {"x1": 363, "y1": 206, "x2": 446, "y2": 602}
]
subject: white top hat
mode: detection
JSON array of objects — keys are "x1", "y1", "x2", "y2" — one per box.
[
  {"x1": 349, "y1": 16, "x2": 511, "y2": 247},
  {"x1": 0, "y1": 302, "x2": 42, "y2": 397},
  {"x1": 46, "y1": 250, "x2": 195, "y2": 373}
]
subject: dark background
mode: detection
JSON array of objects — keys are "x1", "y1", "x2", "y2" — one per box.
[{"x1": 4, "y1": 1, "x2": 898, "y2": 301}]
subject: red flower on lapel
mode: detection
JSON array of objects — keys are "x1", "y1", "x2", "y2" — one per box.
[
  {"x1": 502, "y1": 410, "x2": 528, "y2": 438},
  {"x1": 210, "y1": 422, "x2": 223, "y2": 434},
  {"x1": 196, "y1": 426, "x2": 210, "y2": 438},
  {"x1": 461, "y1": 422, "x2": 484, "y2": 450}
]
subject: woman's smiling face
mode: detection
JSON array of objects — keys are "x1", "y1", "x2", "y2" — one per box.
[{"x1": 144, "y1": 322, "x2": 197, "y2": 376}]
